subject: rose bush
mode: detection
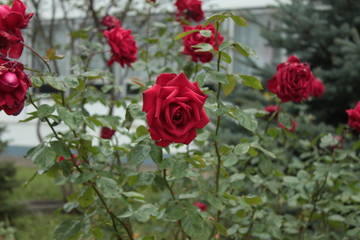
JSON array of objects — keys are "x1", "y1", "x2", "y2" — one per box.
[{"x1": 142, "y1": 72, "x2": 209, "y2": 147}]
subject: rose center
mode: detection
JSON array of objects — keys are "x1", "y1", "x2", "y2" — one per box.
[
  {"x1": 0, "y1": 72, "x2": 19, "y2": 92},
  {"x1": 173, "y1": 111, "x2": 182, "y2": 121}
]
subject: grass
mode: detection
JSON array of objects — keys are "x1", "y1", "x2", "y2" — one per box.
[
  {"x1": 4, "y1": 165, "x2": 72, "y2": 240},
  {"x1": 10, "y1": 166, "x2": 63, "y2": 202}
]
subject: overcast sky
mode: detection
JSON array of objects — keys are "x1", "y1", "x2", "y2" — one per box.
[{"x1": 204, "y1": 0, "x2": 285, "y2": 10}]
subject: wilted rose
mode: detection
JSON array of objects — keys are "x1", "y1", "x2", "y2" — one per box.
[
  {"x1": 0, "y1": 56, "x2": 31, "y2": 115},
  {"x1": 182, "y1": 23, "x2": 224, "y2": 63},
  {"x1": 103, "y1": 27, "x2": 137, "y2": 68},
  {"x1": 267, "y1": 55, "x2": 316, "y2": 103},
  {"x1": 142, "y1": 73, "x2": 209, "y2": 147}
]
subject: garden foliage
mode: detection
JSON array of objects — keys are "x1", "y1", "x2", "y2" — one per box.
[{"x1": 0, "y1": 0, "x2": 360, "y2": 239}]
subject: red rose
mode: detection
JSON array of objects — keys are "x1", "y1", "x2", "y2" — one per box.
[
  {"x1": 264, "y1": 105, "x2": 281, "y2": 119},
  {"x1": 103, "y1": 27, "x2": 137, "y2": 68},
  {"x1": 101, "y1": 127, "x2": 116, "y2": 139},
  {"x1": 0, "y1": 0, "x2": 34, "y2": 59},
  {"x1": 182, "y1": 23, "x2": 224, "y2": 63},
  {"x1": 267, "y1": 55, "x2": 316, "y2": 103},
  {"x1": 175, "y1": 0, "x2": 204, "y2": 22},
  {"x1": 100, "y1": 15, "x2": 121, "y2": 30},
  {"x1": 193, "y1": 201, "x2": 207, "y2": 212},
  {"x1": 142, "y1": 73, "x2": 209, "y2": 147},
  {"x1": 278, "y1": 119, "x2": 297, "y2": 132},
  {"x1": 0, "y1": 57, "x2": 31, "y2": 115},
  {"x1": 310, "y1": 79, "x2": 325, "y2": 97},
  {"x1": 147, "y1": 0, "x2": 156, "y2": 3},
  {"x1": 346, "y1": 101, "x2": 360, "y2": 133}
]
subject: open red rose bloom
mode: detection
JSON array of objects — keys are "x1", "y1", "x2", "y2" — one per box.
[
  {"x1": 0, "y1": 57, "x2": 31, "y2": 115},
  {"x1": 182, "y1": 23, "x2": 224, "y2": 63},
  {"x1": 346, "y1": 101, "x2": 360, "y2": 133},
  {"x1": 142, "y1": 73, "x2": 209, "y2": 147},
  {"x1": 175, "y1": 0, "x2": 204, "y2": 22},
  {"x1": 0, "y1": 0, "x2": 34, "y2": 59},
  {"x1": 267, "y1": 55, "x2": 319, "y2": 103},
  {"x1": 103, "y1": 27, "x2": 137, "y2": 68}
]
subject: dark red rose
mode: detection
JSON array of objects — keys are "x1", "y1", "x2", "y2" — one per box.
[
  {"x1": 278, "y1": 119, "x2": 297, "y2": 132},
  {"x1": 142, "y1": 73, "x2": 209, "y2": 147},
  {"x1": 264, "y1": 105, "x2": 281, "y2": 119},
  {"x1": 346, "y1": 101, "x2": 360, "y2": 133},
  {"x1": 182, "y1": 23, "x2": 224, "y2": 63},
  {"x1": 100, "y1": 15, "x2": 121, "y2": 30},
  {"x1": 0, "y1": 57, "x2": 31, "y2": 115},
  {"x1": 267, "y1": 55, "x2": 316, "y2": 103},
  {"x1": 147, "y1": 0, "x2": 156, "y2": 3},
  {"x1": 310, "y1": 78, "x2": 325, "y2": 97},
  {"x1": 193, "y1": 201, "x2": 207, "y2": 212},
  {"x1": 0, "y1": 0, "x2": 34, "y2": 59},
  {"x1": 175, "y1": 0, "x2": 204, "y2": 22},
  {"x1": 103, "y1": 27, "x2": 137, "y2": 68},
  {"x1": 101, "y1": 127, "x2": 116, "y2": 139}
]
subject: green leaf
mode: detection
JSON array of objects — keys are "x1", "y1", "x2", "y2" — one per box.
[
  {"x1": 133, "y1": 204, "x2": 158, "y2": 223},
  {"x1": 63, "y1": 76, "x2": 79, "y2": 88},
  {"x1": 53, "y1": 220, "x2": 81, "y2": 240},
  {"x1": 164, "y1": 204, "x2": 185, "y2": 221},
  {"x1": 128, "y1": 144, "x2": 151, "y2": 168},
  {"x1": 37, "y1": 104, "x2": 55, "y2": 118},
  {"x1": 179, "y1": 192, "x2": 200, "y2": 199},
  {"x1": 43, "y1": 75, "x2": 66, "y2": 91},
  {"x1": 250, "y1": 142, "x2": 276, "y2": 158},
  {"x1": 45, "y1": 48, "x2": 65, "y2": 61},
  {"x1": 199, "y1": 30, "x2": 212, "y2": 37},
  {"x1": 50, "y1": 140, "x2": 70, "y2": 159},
  {"x1": 220, "y1": 51, "x2": 232, "y2": 63},
  {"x1": 33, "y1": 146, "x2": 57, "y2": 174},
  {"x1": 238, "y1": 75, "x2": 263, "y2": 90},
  {"x1": 214, "y1": 222, "x2": 228, "y2": 236},
  {"x1": 211, "y1": 72, "x2": 228, "y2": 84},
  {"x1": 229, "y1": 14, "x2": 247, "y2": 26},
  {"x1": 232, "y1": 42, "x2": 257, "y2": 58},
  {"x1": 136, "y1": 125, "x2": 148, "y2": 138},
  {"x1": 78, "y1": 187, "x2": 94, "y2": 208},
  {"x1": 229, "y1": 173, "x2": 246, "y2": 183},
  {"x1": 223, "y1": 74, "x2": 236, "y2": 96},
  {"x1": 243, "y1": 195, "x2": 263, "y2": 205},
  {"x1": 192, "y1": 43, "x2": 213, "y2": 52},
  {"x1": 182, "y1": 213, "x2": 204, "y2": 238},
  {"x1": 57, "y1": 106, "x2": 80, "y2": 130},
  {"x1": 278, "y1": 112, "x2": 293, "y2": 130},
  {"x1": 234, "y1": 143, "x2": 250, "y2": 155},
  {"x1": 150, "y1": 143, "x2": 163, "y2": 165},
  {"x1": 206, "y1": 193, "x2": 224, "y2": 211},
  {"x1": 195, "y1": 72, "x2": 210, "y2": 87},
  {"x1": 96, "y1": 177, "x2": 119, "y2": 198},
  {"x1": 223, "y1": 153, "x2": 238, "y2": 167},
  {"x1": 234, "y1": 109, "x2": 258, "y2": 133},
  {"x1": 174, "y1": 30, "x2": 199, "y2": 40},
  {"x1": 172, "y1": 160, "x2": 188, "y2": 179}
]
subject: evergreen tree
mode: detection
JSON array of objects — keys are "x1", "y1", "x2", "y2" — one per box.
[{"x1": 252, "y1": 0, "x2": 360, "y2": 126}]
